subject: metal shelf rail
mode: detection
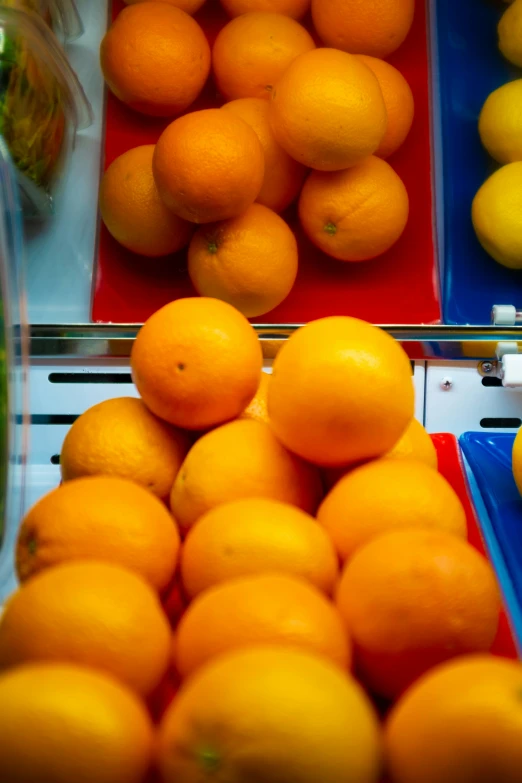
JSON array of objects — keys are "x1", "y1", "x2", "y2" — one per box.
[{"x1": 28, "y1": 324, "x2": 522, "y2": 360}]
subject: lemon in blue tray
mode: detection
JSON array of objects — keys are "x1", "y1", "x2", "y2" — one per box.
[
  {"x1": 472, "y1": 162, "x2": 522, "y2": 269},
  {"x1": 499, "y1": 0, "x2": 522, "y2": 67},
  {"x1": 479, "y1": 80, "x2": 522, "y2": 164}
]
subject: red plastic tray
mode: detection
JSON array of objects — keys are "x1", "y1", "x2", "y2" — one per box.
[
  {"x1": 146, "y1": 433, "x2": 517, "y2": 737},
  {"x1": 92, "y1": 0, "x2": 440, "y2": 325},
  {"x1": 432, "y1": 433, "x2": 518, "y2": 659},
  {"x1": 142, "y1": 433, "x2": 517, "y2": 781}
]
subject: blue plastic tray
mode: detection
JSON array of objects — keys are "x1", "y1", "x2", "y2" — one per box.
[
  {"x1": 459, "y1": 432, "x2": 522, "y2": 646},
  {"x1": 434, "y1": 0, "x2": 522, "y2": 324}
]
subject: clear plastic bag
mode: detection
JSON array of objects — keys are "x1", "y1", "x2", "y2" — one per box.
[
  {"x1": 2, "y1": 0, "x2": 84, "y2": 42},
  {"x1": 0, "y1": 6, "x2": 93, "y2": 217},
  {"x1": 48, "y1": 0, "x2": 84, "y2": 42}
]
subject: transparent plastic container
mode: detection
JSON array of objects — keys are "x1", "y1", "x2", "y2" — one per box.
[
  {"x1": 46, "y1": 0, "x2": 84, "y2": 43},
  {"x1": 3, "y1": 0, "x2": 84, "y2": 43},
  {"x1": 0, "y1": 137, "x2": 28, "y2": 602},
  {"x1": 0, "y1": 6, "x2": 93, "y2": 218}
]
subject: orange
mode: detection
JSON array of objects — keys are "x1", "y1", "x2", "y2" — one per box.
[
  {"x1": 181, "y1": 497, "x2": 339, "y2": 597},
  {"x1": 16, "y1": 476, "x2": 180, "y2": 591},
  {"x1": 100, "y1": 3, "x2": 210, "y2": 117},
  {"x1": 386, "y1": 417, "x2": 437, "y2": 468},
  {"x1": 188, "y1": 203, "x2": 298, "y2": 317},
  {"x1": 153, "y1": 109, "x2": 265, "y2": 223},
  {"x1": 385, "y1": 655, "x2": 522, "y2": 783},
  {"x1": 240, "y1": 370, "x2": 270, "y2": 423},
  {"x1": 220, "y1": 0, "x2": 311, "y2": 19},
  {"x1": 99, "y1": 146, "x2": 193, "y2": 258},
  {"x1": 269, "y1": 48, "x2": 387, "y2": 171},
  {"x1": 317, "y1": 458, "x2": 466, "y2": 562},
  {"x1": 60, "y1": 397, "x2": 190, "y2": 499},
  {"x1": 213, "y1": 13, "x2": 315, "y2": 101},
  {"x1": 322, "y1": 419, "x2": 437, "y2": 491},
  {"x1": 130, "y1": 297, "x2": 262, "y2": 430},
  {"x1": 267, "y1": 316, "x2": 414, "y2": 466},
  {"x1": 0, "y1": 663, "x2": 153, "y2": 783},
  {"x1": 222, "y1": 97, "x2": 307, "y2": 212},
  {"x1": 356, "y1": 56, "x2": 414, "y2": 159},
  {"x1": 170, "y1": 418, "x2": 323, "y2": 529},
  {"x1": 311, "y1": 0, "x2": 415, "y2": 58},
  {"x1": 158, "y1": 646, "x2": 382, "y2": 783},
  {"x1": 0, "y1": 561, "x2": 172, "y2": 696},
  {"x1": 298, "y1": 157, "x2": 409, "y2": 262},
  {"x1": 175, "y1": 573, "x2": 350, "y2": 677},
  {"x1": 336, "y1": 530, "x2": 501, "y2": 699},
  {"x1": 124, "y1": 0, "x2": 206, "y2": 13}
]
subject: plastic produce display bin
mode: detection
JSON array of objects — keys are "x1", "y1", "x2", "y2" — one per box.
[
  {"x1": 142, "y1": 433, "x2": 521, "y2": 730},
  {"x1": 0, "y1": 2, "x2": 520, "y2": 775},
  {"x1": 0, "y1": 5, "x2": 92, "y2": 218},
  {"x1": 4, "y1": 0, "x2": 518, "y2": 326},
  {"x1": 434, "y1": 0, "x2": 522, "y2": 325},
  {"x1": 91, "y1": 0, "x2": 522, "y2": 328},
  {"x1": 92, "y1": 0, "x2": 440, "y2": 325}
]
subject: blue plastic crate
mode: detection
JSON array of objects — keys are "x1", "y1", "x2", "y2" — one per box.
[{"x1": 434, "y1": 0, "x2": 522, "y2": 324}]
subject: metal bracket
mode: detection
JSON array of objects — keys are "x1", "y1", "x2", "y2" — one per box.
[{"x1": 478, "y1": 360, "x2": 498, "y2": 377}]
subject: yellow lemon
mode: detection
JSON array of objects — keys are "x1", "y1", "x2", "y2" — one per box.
[
  {"x1": 498, "y1": 0, "x2": 522, "y2": 67},
  {"x1": 479, "y1": 80, "x2": 522, "y2": 164},
  {"x1": 471, "y1": 162, "x2": 522, "y2": 269}
]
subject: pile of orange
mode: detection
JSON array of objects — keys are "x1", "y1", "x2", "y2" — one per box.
[
  {"x1": 0, "y1": 296, "x2": 517, "y2": 783},
  {"x1": 98, "y1": 0, "x2": 416, "y2": 318}
]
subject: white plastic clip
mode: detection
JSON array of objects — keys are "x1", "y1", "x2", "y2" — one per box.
[
  {"x1": 497, "y1": 344, "x2": 522, "y2": 388},
  {"x1": 492, "y1": 305, "x2": 518, "y2": 326}
]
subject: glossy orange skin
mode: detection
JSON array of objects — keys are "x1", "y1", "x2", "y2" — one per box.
[
  {"x1": 170, "y1": 419, "x2": 323, "y2": 529},
  {"x1": 223, "y1": 98, "x2": 307, "y2": 212},
  {"x1": 99, "y1": 146, "x2": 193, "y2": 257},
  {"x1": 311, "y1": 0, "x2": 415, "y2": 58},
  {"x1": 213, "y1": 13, "x2": 315, "y2": 101},
  {"x1": 100, "y1": 3, "x2": 210, "y2": 117},
  {"x1": 298, "y1": 157, "x2": 409, "y2": 262},
  {"x1": 269, "y1": 48, "x2": 387, "y2": 171},
  {"x1": 267, "y1": 316, "x2": 414, "y2": 466},
  {"x1": 153, "y1": 109, "x2": 265, "y2": 223},
  {"x1": 188, "y1": 203, "x2": 298, "y2": 317},
  {"x1": 337, "y1": 530, "x2": 501, "y2": 699},
  {"x1": 131, "y1": 297, "x2": 263, "y2": 430},
  {"x1": 175, "y1": 573, "x2": 351, "y2": 677}
]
